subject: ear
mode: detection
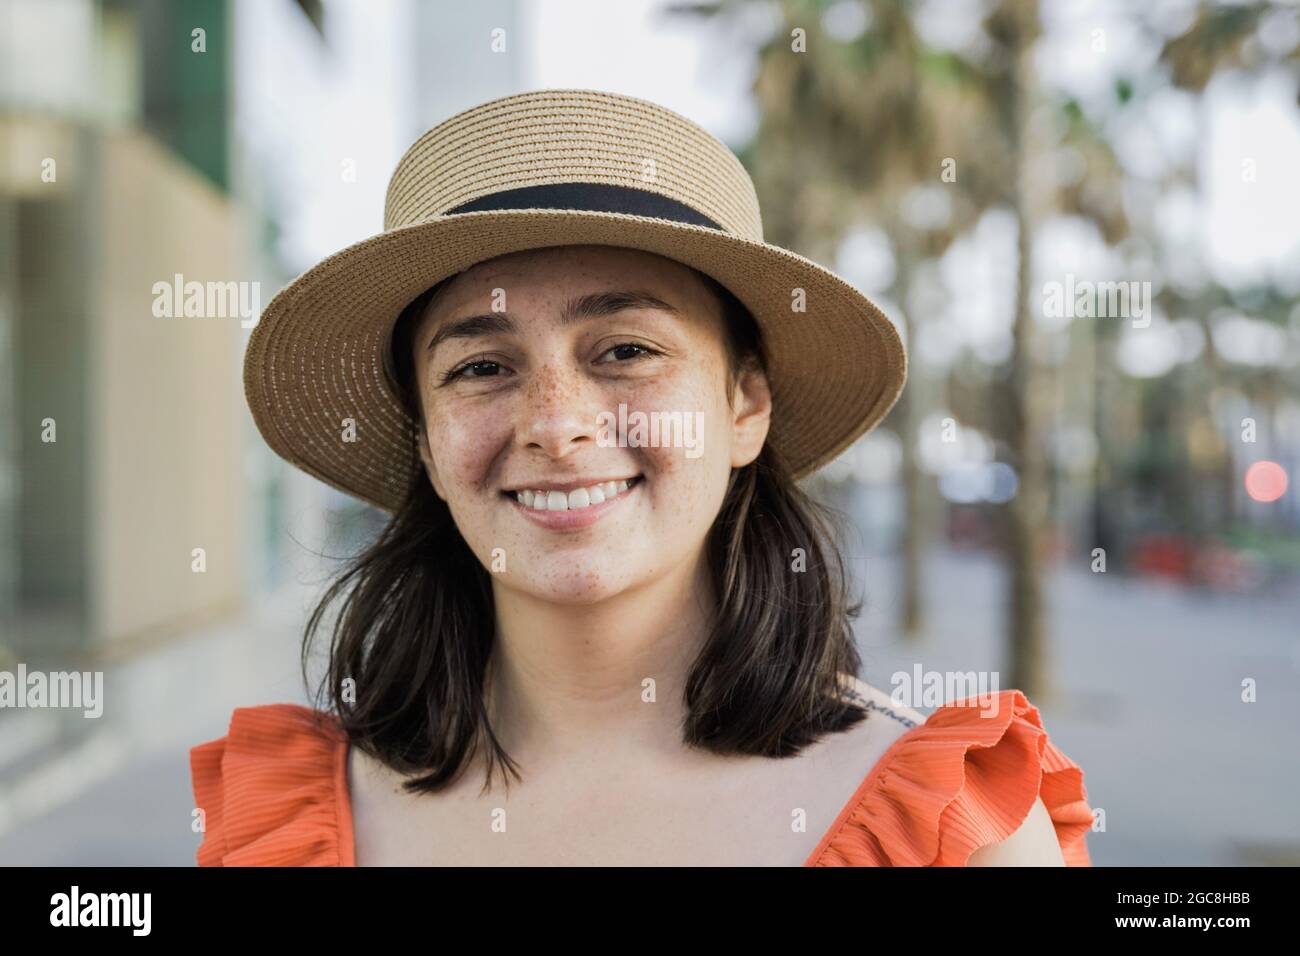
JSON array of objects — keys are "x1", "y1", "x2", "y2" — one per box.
[
  {"x1": 729, "y1": 363, "x2": 772, "y2": 469},
  {"x1": 416, "y1": 424, "x2": 447, "y2": 501}
]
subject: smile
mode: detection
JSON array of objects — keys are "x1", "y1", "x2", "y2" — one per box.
[{"x1": 502, "y1": 476, "x2": 643, "y2": 530}]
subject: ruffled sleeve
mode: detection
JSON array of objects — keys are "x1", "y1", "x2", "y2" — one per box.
[
  {"x1": 810, "y1": 689, "x2": 1093, "y2": 866},
  {"x1": 189, "y1": 703, "x2": 355, "y2": 867}
]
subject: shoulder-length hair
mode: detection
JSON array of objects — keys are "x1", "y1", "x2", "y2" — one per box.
[{"x1": 302, "y1": 264, "x2": 872, "y2": 796}]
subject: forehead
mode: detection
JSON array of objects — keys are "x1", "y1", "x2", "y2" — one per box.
[{"x1": 414, "y1": 245, "x2": 717, "y2": 339}]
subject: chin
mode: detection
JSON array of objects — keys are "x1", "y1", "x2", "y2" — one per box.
[{"x1": 515, "y1": 565, "x2": 638, "y2": 606}]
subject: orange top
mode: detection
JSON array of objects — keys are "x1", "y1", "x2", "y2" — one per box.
[{"x1": 189, "y1": 687, "x2": 1093, "y2": 866}]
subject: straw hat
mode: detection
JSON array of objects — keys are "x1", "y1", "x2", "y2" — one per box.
[{"x1": 244, "y1": 88, "x2": 906, "y2": 513}]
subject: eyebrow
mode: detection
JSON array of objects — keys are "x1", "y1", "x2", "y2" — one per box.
[{"x1": 424, "y1": 290, "x2": 681, "y2": 357}]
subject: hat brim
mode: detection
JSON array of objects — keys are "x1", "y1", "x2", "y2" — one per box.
[{"x1": 244, "y1": 208, "x2": 906, "y2": 512}]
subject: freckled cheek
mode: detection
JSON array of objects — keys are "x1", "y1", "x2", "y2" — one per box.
[
  {"x1": 427, "y1": 404, "x2": 509, "y2": 491},
  {"x1": 618, "y1": 371, "x2": 718, "y2": 421},
  {"x1": 629, "y1": 410, "x2": 729, "y2": 523},
  {"x1": 621, "y1": 371, "x2": 730, "y2": 479}
]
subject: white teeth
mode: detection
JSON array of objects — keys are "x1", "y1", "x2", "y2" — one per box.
[{"x1": 512, "y1": 477, "x2": 638, "y2": 511}]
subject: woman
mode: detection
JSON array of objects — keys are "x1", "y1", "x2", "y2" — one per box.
[{"x1": 191, "y1": 89, "x2": 1093, "y2": 866}]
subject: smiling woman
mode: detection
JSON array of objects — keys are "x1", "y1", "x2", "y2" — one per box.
[
  {"x1": 318, "y1": 242, "x2": 880, "y2": 785},
  {"x1": 190, "y1": 88, "x2": 1093, "y2": 867}
]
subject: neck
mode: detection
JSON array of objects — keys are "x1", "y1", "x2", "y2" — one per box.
[{"x1": 485, "y1": 552, "x2": 716, "y2": 766}]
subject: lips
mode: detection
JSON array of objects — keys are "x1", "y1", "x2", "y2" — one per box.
[{"x1": 507, "y1": 476, "x2": 643, "y2": 512}]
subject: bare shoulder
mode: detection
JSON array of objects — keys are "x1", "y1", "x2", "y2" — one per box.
[
  {"x1": 346, "y1": 741, "x2": 385, "y2": 817},
  {"x1": 967, "y1": 795, "x2": 1067, "y2": 866},
  {"x1": 818, "y1": 673, "x2": 927, "y2": 781},
  {"x1": 347, "y1": 739, "x2": 421, "y2": 811}
]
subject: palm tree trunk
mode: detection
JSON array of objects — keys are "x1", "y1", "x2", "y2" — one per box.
[
  {"x1": 894, "y1": 244, "x2": 925, "y2": 639},
  {"x1": 900, "y1": 394, "x2": 925, "y2": 638},
  {"x1": 995, "y1": 0, "x2": 1051, "y2": 700}
]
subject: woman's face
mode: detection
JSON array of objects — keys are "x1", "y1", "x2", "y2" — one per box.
[{"x1": 411, "y1": 244, "x2": 771, "y2": 604}]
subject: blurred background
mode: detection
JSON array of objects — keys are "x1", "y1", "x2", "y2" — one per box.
[{"x1": 1, "y1": 0, "x2": 1297, "y2": 866}]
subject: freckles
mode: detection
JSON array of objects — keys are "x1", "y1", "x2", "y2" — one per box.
[
  {"x1": 619, "y1": 380, "x2": 721, "y2": 456},
  {"x1": 536, "y1": 374, "x2": 565, "y2": 402},
  {"x1": 540, "y1": 564, "x2": 604, "y2": 591},
  {"x1": 645, "y1": 447, "x2": 715, "y2": 523},
  {"x1": 432, "y1": 406, "x2": 506, "y2": 486}
]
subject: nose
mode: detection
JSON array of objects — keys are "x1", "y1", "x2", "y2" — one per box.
[{"x1": 517, "y1": 358, "x2": 603, "y2": 459}]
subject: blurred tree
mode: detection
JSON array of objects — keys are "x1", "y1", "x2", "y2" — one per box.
[
  {"x1": 1154, "y1": 1, "x2": 1298, "y2": 546},
  {"x1": 668, "y1": 0, "x2": 1300, "y2": 699},
  {"x1": 979, "y1": 0, "x2": 1052, "y2": 697}
]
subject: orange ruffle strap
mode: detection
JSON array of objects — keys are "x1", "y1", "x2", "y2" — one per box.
[
  {"x1": 190, "y1": 703, "x2": 354, "y2": 867},
  {"x1": 814, "y1": 689, "x2": 1093, "y2": 866}
]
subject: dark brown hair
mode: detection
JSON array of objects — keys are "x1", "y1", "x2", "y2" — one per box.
[{"x1": 302, "y1": 259, "x2": 872, "y2": 796}]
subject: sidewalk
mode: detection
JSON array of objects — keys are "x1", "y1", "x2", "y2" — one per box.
[
  {"x1": 849, "y1": 547, "x2": 1300, "y2": 866},
  {"x1": 0, "y1": 580, "x2": 324, "y2": 865}
]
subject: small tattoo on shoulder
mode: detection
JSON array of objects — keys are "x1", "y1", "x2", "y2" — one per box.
[
  {"x1": 838, "y1": 682, "x2": 919, "y2": 728},
  {"x1": 840, "y1": 686, "x2": 869, "y2": 708},
  {"x1": 861, "y1": 698, "x2": 919, "y2": 729}
]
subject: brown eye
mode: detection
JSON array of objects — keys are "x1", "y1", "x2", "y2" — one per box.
[
  {"x1": 442, "y1": 360, "x2": 502, "y2": 383},
  {"x1": 600, "y1": 343, "x2": 661, "y2": 362}
]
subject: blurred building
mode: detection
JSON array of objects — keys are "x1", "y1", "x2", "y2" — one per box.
[
  {"x1": 1, "y1": 0, "x2": 248, "y2": 670},
  {"x1": 409, "y1": 0, "x2": 525, "y2": 138}
]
